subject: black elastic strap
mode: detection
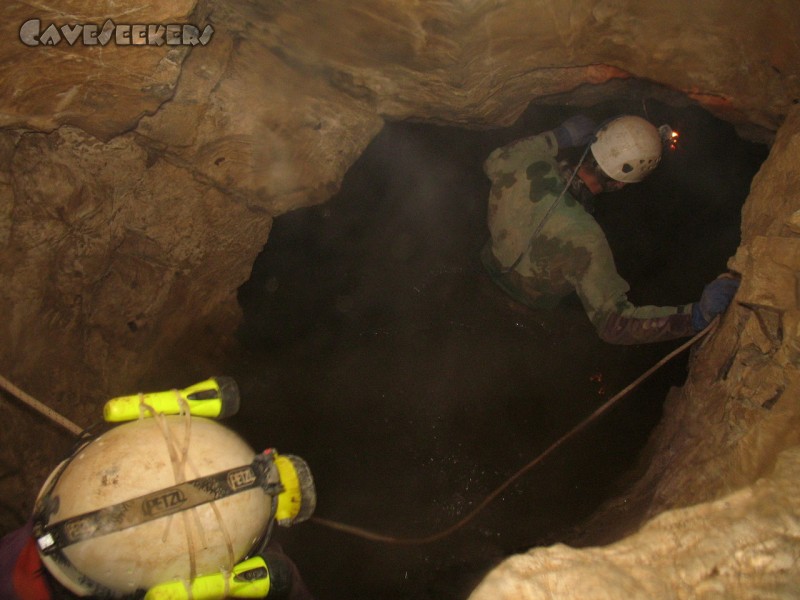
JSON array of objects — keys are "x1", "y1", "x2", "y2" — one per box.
[{"x1": 36, "y1": 453, "x2": 282, "y2": 555}]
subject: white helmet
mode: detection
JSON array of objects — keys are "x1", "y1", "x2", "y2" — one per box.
[
  {"x1": 33, "y1": 416, "x2": 315, "y2": 597},
  {"x1": 590, "y1": 116, "x2": 663, "y2": 183}
]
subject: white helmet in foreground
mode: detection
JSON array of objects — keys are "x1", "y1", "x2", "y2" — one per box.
[
  {"x1": 33, "y1": 416, "x2": 315, "y2": 597},
  {"x1": 590, "y1": 115, "x2": 663, "y2": 183}
]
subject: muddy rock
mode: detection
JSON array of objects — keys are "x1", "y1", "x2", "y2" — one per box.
[
  {"x1": 469, "y1": 445, "x2": 800, "y2": 599},
  {"x1": 2, "y1": 1, "x2": 800, "y2": 597}
]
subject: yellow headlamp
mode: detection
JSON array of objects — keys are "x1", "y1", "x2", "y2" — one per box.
[
  {"x1": 145, "y1": 555, "x2": 273, "y2": 600},
  {"x1": 103, "y1": 377, "x2": 240, "y2": 422}
]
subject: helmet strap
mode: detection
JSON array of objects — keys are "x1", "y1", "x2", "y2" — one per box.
[
  {"x1": 559, "y1": 160, "x2": 597, "y2": 212},
  {"x1": 35, "y1": 453, "x2": 283, "y2": 557}
]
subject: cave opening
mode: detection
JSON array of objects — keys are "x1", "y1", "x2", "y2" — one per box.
[{"x1": 225, "y1": 96, "x2": 768, "y2": 600}]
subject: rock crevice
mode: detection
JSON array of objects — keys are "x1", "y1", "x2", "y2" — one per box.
[{"x1": 2, "y1": 1, "x2": 800, "y2": 596}]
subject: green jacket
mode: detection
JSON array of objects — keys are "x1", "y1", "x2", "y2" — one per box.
[{"x1": 482, "y1": 131, "x2": 694, "y2": 344}]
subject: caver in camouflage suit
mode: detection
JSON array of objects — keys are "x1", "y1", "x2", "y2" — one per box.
[{"x1": 481, "y1": 128, "x2": 696, "y2": 345}]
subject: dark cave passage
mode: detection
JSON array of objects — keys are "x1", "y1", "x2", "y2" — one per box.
[{"x1": 225, "y1": 100, "x2": 767, "y2": 600}]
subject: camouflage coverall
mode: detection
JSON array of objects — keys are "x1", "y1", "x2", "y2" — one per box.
[{"x1": 481, "y1": 131, "x2": 695, "y2": 344}]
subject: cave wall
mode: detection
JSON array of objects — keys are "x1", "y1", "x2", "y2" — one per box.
[
  {"x1": 469, "y1": 104, "x2": 800, "y2": 599},
  {"x1": 644, "y1": 105, "x2": 800, "y2": 512},
  {"x1": 3, "y1": 0, "x2": 798, "y2": 406},
  {"x1": 2, "y1": 0, "x2": 800, "y2": 595}
]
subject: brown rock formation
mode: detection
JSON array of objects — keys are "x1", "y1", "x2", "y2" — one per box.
[
  {"x1": 1, "y1": 0, "x2": 800, "y2": 596},
  {"x1": 471, "y1": 446, "x2": 800, "y2": 599},
  {"x1": 469, "y1": 104, "x2": 800, "y2": 598}
]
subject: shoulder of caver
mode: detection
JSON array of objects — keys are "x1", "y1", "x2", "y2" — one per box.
[
  {"x1": 544, "y1": 200, "x2": 608, "y2": 252},
  {"x1": 483, "y1": 131, "x2": 559, "y2": 179}
]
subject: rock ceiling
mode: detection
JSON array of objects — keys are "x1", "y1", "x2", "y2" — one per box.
[{"x1": 1, "y1": 1, "x2": 800, "y2": 597}]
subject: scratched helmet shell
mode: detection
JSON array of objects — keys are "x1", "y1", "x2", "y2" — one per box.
[
  {"x1": 33, "y1": 417, "x2": 272, "y2": 597},
  {"x1": 590, "y1": 115, "x2": 663, "y2": 183}
]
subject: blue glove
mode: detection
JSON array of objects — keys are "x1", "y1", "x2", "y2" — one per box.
[
  {"x1": 692, "y1": 276, "x2": 740, "y2": 330},
  {"x1": 552, "y1": 115, "x2": 597, "y2": 149}
]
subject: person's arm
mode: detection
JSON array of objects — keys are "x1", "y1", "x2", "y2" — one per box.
[
  {"x1": 596, "y1": 301, "x2": 695, "y2": 345},
  {"x1": 566, "y1": 222, "x2": 695, "y2": 345}
]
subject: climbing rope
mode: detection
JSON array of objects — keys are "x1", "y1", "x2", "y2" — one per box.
[
  {"x1": 1, "y1": 318, "x2": 719, "y2": 546},
  {"x1": 0, "y1": 373, "x2": 84, "y2": 436},
  {"x1": 311, "y1": 318, "x2": 719, "y2": 544}
]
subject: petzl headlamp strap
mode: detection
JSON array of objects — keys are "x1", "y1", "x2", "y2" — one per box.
[{"x1": 36, "y1": 452, "x2": 283, "y2": 556}]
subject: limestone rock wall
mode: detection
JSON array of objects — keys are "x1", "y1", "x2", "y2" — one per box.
[
  {"x1": 470, "y1": 446, "x2": 800, "y2": 599},
  {"x1": 2, "y1": 0, "x2": 799, "y2": 402},
  {"x1": 647, "y1": 106, "x2": 800, "y2": 511},
  {"x1": 2, "y1": 0, "x2": 800, "y2": 595},
  {"x1": 468, "y1": 104, "x2": 800, "y2": 599},
  {"x1": 0, "y1": 1, "x2": 198, "y2": 139}
]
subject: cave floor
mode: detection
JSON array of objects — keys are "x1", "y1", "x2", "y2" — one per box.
[
  {"x1": 226, "y1": 284, "x2": 684, "y2": 600},
  {"x1": 222, "y1": 119, "x2": 709, "y2": 600}
]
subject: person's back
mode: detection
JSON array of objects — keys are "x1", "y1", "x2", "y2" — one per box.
[{"x1": 481, "y1": 114, "x2": 740, "y2": 344}]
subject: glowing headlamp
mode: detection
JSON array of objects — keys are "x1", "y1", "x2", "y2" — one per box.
[{"x1": 658, "y1": 124, "x2": 680, "y2": 151}]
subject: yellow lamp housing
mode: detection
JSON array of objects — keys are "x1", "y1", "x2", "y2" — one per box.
[
  {"x1": 103, "y1": 377, "x2": 240, "y2": 422},
  {"x1": 144, "y1": 555, "x2": 272, "y2": 600},
  {"x1": 273, "y1": 453, "x2": 317, "y2": 527}
]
